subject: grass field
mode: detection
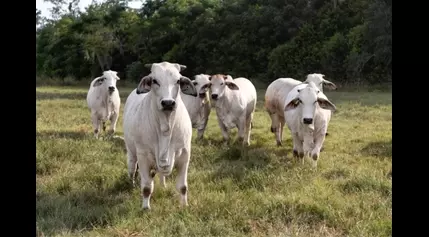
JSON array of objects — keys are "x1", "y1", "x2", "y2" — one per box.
[{"x1": 36, "y1": 85, "x2": 392, "y2": 237}]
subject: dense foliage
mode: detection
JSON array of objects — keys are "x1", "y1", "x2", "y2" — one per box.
[{"x1": 36, "y1": 0, "x2": 391, "y2": 84}]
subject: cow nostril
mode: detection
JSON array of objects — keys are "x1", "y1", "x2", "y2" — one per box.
[
  {"x1": 211, "y1": 94, "x2": 218, "y2": 99},
  {"x1": 171, "y1": 101, "x2": 176, "y2": 106}
]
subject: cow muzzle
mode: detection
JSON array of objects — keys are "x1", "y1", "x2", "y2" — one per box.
[{"x1": 161, "y1": 99, "x2": 176, "y2": 111}]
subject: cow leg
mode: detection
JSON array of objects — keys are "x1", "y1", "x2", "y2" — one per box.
[
  {"x1": 279, "y1": 120, "x2": 285, "y2": 146},
  {"x1": 137, "y1": 151, "x2": 154, "y2": 210},
  {"x1": 126, "y1": 145, "x2": 138, "y2": 187},
  {"x1": 216, "y1": 116, "x2": 229, "y2": 144},
  {"x1": 243, "y1": 112, "x2": 254, "y2": 146},
  {"x1": 108, "y1": 112, "x2": 119, "y2": 135},
  {"x1": 176, "y1": 149, "x2": 190, "y2": 207},
  {"x1": 91, "y1": 112, "x2": 100, "y2": 139},
  {"x1": 311, "y1": 134, "x2": 326, "y2": 169},
  {"x1": 159, "y1": 175, "x2": 166, "y2": 188},
  {"x1": 292, "y1": 132, "x2": 304, "y2": 164},
  {"x1": 196, "y1": 115, "x2": 209, "y2": 141},
  {"x1": 237, "y1": 113, "x2": 247, "y2": 145}
]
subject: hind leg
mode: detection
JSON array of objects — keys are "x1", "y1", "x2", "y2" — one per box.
[{"x1": 278, "y1": 121, "x2": 285, "y2": 146}]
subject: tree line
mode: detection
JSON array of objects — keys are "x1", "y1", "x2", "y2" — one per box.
[{"x1": 36, "y1": 0, "x2": 391, "y2": 85}]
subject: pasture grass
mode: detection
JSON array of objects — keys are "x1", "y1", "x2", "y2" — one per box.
[{"x1": 36, "y1": 86, "x2": 392, "y2": 237}]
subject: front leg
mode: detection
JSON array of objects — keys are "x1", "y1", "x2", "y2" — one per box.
[
  {"x1": 159, "y1": 175, "x2": 166, "y2": 188},
  {"x1": 291, "y1": 132, "x2": 304, "y2": 163},
  {"x1": 196, "y1": 116, "x2": 209, "y2": 141},
  {"x1": 303, "y1": 131, "x2": 314, "y2": 157},
  {"x1": 176, "y1": 149, "x2": 190, "y2": 207},
  {"x1": 216, "y1": 115, "x2": 229, "y2": 143},
  {"x1": 311, "y1": 133, "x2": 326, "y2": 169},
  {"x1": 91, "y1": 112, "x2": 101, "y2": 139},
  {"x1": 237, "y1": 113, "x2": 247, "y2": 145},
  {"x1": 137, "y1": 151, "x2": 155, "y2": 210},
  {"x1": 243, "y1": 112, "x2": 254, "y2": 146},
  {"x1": 108, "y1": 111, "x2": 119, "y2": 135}
]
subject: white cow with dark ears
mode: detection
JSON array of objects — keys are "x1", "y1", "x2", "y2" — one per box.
[
  {"x1": 181, "y1": 74, "x2": 212, "y2": 141},
  {"x1": 209, "y1": 74, "x2": 257, "y2": 146},
  {"x1": 86, "y1": 70, "x2": 121, "y2": 138},
  {"x1": 123, "y1": 61, "x2": 197, "y2": 210},
  {"x1": 283, "y1": 81, "x2": 337, "y2": 168},
  {"x1": 264, "y1": 73, "x2": 337, "y2": 146}
]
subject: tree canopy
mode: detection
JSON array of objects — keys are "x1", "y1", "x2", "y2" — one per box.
[{"x1": 36, "y1": 0, "x2": 392, "y2": 84}]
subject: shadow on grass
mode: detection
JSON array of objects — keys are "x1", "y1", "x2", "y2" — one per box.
[
  {"x1": 36, "y1": 91, "x2": 132, "y2": 101},
  {"x1": 206, "y1": 139, "x2": 295, "y2": 190},
  {"x1": 36, "y1": 188, "x2": 130, "y2": 236},
  {"x1": 360, "y1": 140, "x2": 392, "y2": 159}
]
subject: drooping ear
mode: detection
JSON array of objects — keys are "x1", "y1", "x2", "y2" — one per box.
[
  {"x1": 225, "y1": 81, "x2": 239, "y2": 90},
  {"x1": 136, "y1": 76, "x2": 153, "y2": 94},
  {"x1": 180, "y1": 76, "x2": 198, "y2": 97},
  {"x1": 323, "y1": 79, "x2": 337, "y2": 90},
  {"x1": 200, "y1": 82, "x2": 212, "y2": 92},
  {"x1": 284, "y1": 98, "x2": 301, "y2": 111},
  {"x1": 317, "y1": 97, "x2": 336, "y2": 111},
  {"x1": 93, "y1": 77, "x2": 105, "y2": 87}
]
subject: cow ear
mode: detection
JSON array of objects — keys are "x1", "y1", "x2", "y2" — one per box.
[
  {"x1": 180, "y1": 76, "x2": 198, "y2": 97},
  {"x1": 284, "y1": 98, "x2": 301, "y2": 111},
  {"x1": 136, "y1": 76, "x2": 152, "y2": 94},
  {"x1": 93, "y1": 77, "x2": 105, "y2": 87},
  {"x1": 225, "y1": 81, "x2": 239, "y2": 90},
  {"x1": 323, "y1": 79, "x2": 337, "y2": 90},
  {"x1": 317, "y1": 97, "x2": 337, "y2": 111}
]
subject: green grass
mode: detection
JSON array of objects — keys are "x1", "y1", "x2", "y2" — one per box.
[{"x1": 36, "y1": 86, "x2": 392, "y2": 237}]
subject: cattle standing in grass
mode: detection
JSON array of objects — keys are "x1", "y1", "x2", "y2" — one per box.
[
  {"x1": 86, "y1": 70, "x2": 121, "y2": 138},
  {"x1": 283, "y1": 82, "x2": 336, "y2": 168},
  {"x1": 181, "y1": 74, "x2": 212, "y2": 141},
  {"x1": 264, "y1": 73, "x2": 337, "y2": 146},
  {"x1": 123, "y1": 61, "x2": 198, "y2": 210},
  {"x1": 209, "y1": 74, "x2": 257, "y2": 146}
]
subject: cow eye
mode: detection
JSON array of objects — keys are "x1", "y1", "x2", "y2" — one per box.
[
  {"x1": 177, "y1": 80, "x2": 180, "y2": 84},
  {"x1": 152, "y1": 79, "x2": 159, "y2": 85},
  {"x1": 220, "y1": 82, "x2": 224, "y2": 86}
]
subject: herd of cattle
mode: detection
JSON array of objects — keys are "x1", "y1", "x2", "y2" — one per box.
[{"x1": 86, "y1": 61, "x2": 338, "y2": 210}]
